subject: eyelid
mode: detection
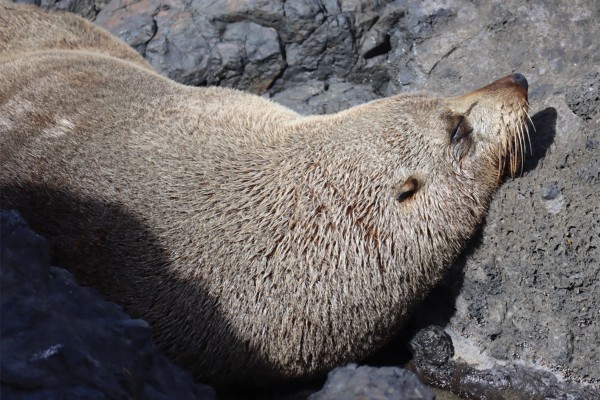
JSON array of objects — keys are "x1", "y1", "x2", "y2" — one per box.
[{"x1": 451, "y1": 117, "x2": 472, "y2": 142}]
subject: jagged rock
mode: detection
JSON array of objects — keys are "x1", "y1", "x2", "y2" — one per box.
[
  {"x1": 16, "y1": 0, "x2": 110, "y2": 19},
  {"x1": 408, "y1": 326, "x2": 600, "y2": 400},
  {"x1": 309, "y1": 364, "x2": 434, "y2": 400},
  {"x1": 0, "y1": 210, "x2": 216, "y2": 400},
  {"x1": 92, "y1": 0, "x2": 403, "y2": 108},
  {"x1": 409, "y1": 326, "x2": 454, "y2": 367},
  {"x1": 565, "y1": 72, "x2": 599, "y2": 121}
]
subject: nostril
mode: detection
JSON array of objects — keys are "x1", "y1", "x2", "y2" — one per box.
[{"x1": 511, "y1": 73, "x2": 528, "y2": 91}]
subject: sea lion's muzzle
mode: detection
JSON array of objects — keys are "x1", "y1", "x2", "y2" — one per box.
[
  {"x1": 510, "y1": 73, "x2": 529, "y2": 91},
  {"x1": 485, "y1": 73, "x2": 529, "y2": 92},
  {"x1": 452, "y1": 73, "x2": 529, "y2": 107}
]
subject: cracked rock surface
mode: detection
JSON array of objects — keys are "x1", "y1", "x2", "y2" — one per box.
[{"x1": 8, "y1": 0, "x2": 600, "y2": 398}]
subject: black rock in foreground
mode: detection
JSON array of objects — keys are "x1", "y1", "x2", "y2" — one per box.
[
  {"x1": 408, "y1": 325, "x2": 600, "y2": 400},
  {"x1": 0, "y1": 210, "x2": 215, "y2": 400}
]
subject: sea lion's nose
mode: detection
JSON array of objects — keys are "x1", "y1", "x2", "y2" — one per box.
[{"x1": 510, "y1": 73, "x2": 528, "y2": 91}]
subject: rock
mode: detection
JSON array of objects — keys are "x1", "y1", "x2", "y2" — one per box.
[
  {"x1": 272, "y1": 78, "x2": 379, "y2": 115},
  {"x1": 62, "y1": 0, "x2": 402, "y2": 110},
  {"x1": 409, "y1": 326, "x2": 454, "y2": 367},
  {"x1": 565, "y1": 72, "x2": 599, "y2": 120},
  {"x1": 0, "y1": 210, "x2": 215, "y2": 400},
  {"x1": 408, "y1": 326, "x2": 600, "y2": 399},
  {"x1": 309, "y1": 364, "x2": 434, "y2": 400},
  {"x1": 17, "y1": 0, "x2": 110, "y2": 19},
  {"x1": 94, "y1": 0, "x2": 288, "y2": 89}
]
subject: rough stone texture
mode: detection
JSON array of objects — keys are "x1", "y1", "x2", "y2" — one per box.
[
  {"x1": 16, "y1": 0, "x2": 110, "y2": 20},
  {"x1": 407, "y1": 326, "x2": 600, "y2": 399},
  {"x1": 565, "y1": 71, "x2": 599, "y2": 121},
  {"x1": 410, "y1": 326, "x2": 454, "y2": 367},
  {"x1": 309, "y1": 364, "x2": 434, "y2": 400},
  {"x1": 0, "y1": 210, "x2": 216, "y2": 400},
  {"x1": 7, "y1": 0, "x2": 600, "y2": 396}
]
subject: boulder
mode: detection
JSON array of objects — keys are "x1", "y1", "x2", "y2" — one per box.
[{"x1": 0, "y1": 210, "x2": 215, "y2": 400}]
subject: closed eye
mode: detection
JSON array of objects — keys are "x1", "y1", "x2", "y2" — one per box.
[{"x1": 451, "y1": 117, "x2": 472, "y2": 142}]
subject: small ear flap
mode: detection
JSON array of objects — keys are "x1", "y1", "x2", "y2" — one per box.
[{"x1": 395, "y1": 176, "x2": 420, "y2": 203}]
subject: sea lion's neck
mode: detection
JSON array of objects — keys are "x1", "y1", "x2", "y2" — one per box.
[
  {"x1": 288, "y1": 104, "x2": 380, "y2": 140},
  {"x1": 279, "y1": 100, "x2": 496, "y2": 274}
]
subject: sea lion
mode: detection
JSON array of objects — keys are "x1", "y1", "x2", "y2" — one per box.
[{"x1": 0, "y1": 3, "x2": 530, "y2": 387}]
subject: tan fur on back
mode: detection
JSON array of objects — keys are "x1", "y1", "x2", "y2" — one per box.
[
  {"x1": 0, "y1": 2, "x2": 150, "y2": 68},
  {"x1": 0, "y1": 3, "x2": 529, "y2": 387}
]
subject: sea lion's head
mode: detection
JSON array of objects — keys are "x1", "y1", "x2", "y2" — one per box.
[
  {"x1": 383, "y1": 74, "x2": 530, "y2": 203},
  {"x1": 445, "y1": 73, "x2": 530, "y2": 178},
  {"x1": 243, "y1": 75, "x2": 530, "y2": 384}
]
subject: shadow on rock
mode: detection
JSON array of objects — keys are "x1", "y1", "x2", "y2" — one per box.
[
  {"x1": 0, "y1": 210, "x2": 215, "y2": 399},
  {"x1": 522, "y1": 107, "x2": 557, "y2": 174}
]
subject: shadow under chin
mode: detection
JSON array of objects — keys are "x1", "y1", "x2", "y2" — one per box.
[
  {"x1": 366, "y1": 228, "x2": 480, "y2": 368},
  {"x1": 521, "y1": 107, "x2": 557, "y2": 174}
]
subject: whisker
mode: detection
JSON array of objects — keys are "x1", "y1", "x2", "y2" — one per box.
[
  {"x1": 512, "y1": 118, "x2": 519, "y2": 176},
  {"x1": 519, "y1": 112, "x2": 525, "y2": 164},
  {"x1": 501, "y1": 114, "x2": 510, "y2": 157},
  {"x1": 497, "y1": 141, "x2": 503, "y2": 181},
  {"x1": 496, "y1": 101, "x2": 532, "y2": 179},
  {"x1": 524, "y1": 108, "x2": 534, "y2": 155},
  {"x1": 524, "y1": 103, "x2": 536, "y2": 132},
  {"x1": 518, "y1": 120, "x2": 525, "y2": 175}
]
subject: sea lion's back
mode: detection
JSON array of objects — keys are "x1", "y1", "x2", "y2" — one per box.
[{"x1": 0, "y1": 2, "x2": 151, "y2": 69}]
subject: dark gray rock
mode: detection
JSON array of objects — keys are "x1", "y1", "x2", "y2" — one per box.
[
  {"x1": 409, "y1": 326, "x2": 454, "y2": 367},
  {"x1": 17, "y1": 0, "x2": 110, "y2": 19},
  {"x1": 94, "y1": 0, "x2": 287, "y2": 89},
  {"x1": 309, "y1": 364, "x2": 434, "y2": 400},
  {"x1": 408, "y1": 326, "x2": 600, "y2": 399},
  {"x1": 0, "y1": 210, "x2": 216, "y2": 400},
  {"x1": 89, "y1": 0, "x2": 404, "y2": 111},
  {"x1": 565, "y1": 72, "x2": 599, "y2": 120}
]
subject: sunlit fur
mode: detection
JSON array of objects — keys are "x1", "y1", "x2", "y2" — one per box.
[{"x1": 0, "y1": 3, "x2": 528, "y2": 387}]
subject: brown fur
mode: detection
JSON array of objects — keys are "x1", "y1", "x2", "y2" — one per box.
[
  {"x1": 0, "y1": 2, "x2": 151, "y2": 68},
  {"x1": 0, "y1": 3, "x2": 529, "y2": 387}
]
